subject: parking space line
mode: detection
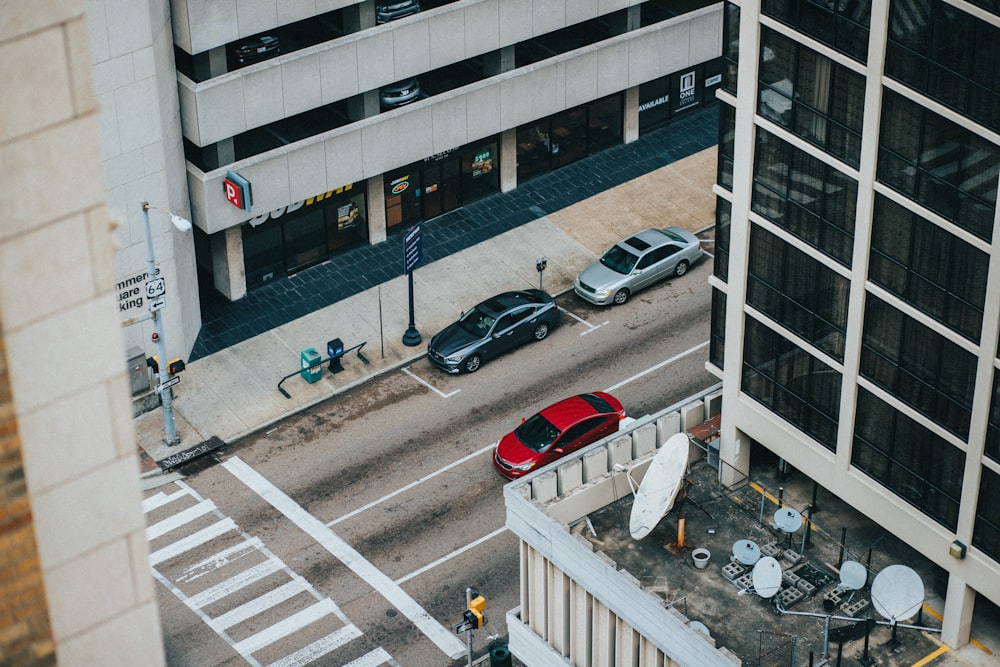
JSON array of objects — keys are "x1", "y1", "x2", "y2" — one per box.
[
  {"x1": 604, "y1": 340, "x2": 710, "y2": 393},
  {"x1": 403, "y1": 367, "x2": 460, "y2": 398},
  {"x1": 560, "y1": 307, "x2": 609, "y2": 336},
  {"x1": 326, "y1": 444, "x2": 495, "y2": 528},
  {"x1": 223, "y1": 457, "x2": 467, "y2": 660},
  {"x1": 396, "y1": 527, "x2": 507, "y2": 585}
]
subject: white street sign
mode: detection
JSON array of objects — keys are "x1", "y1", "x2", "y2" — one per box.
[
  {"x1": 146, "y1": 277, "x2": 166, "y2": 299},
  {"x1": 150, "y1": 297, "x2": 166, "y2": 312}
]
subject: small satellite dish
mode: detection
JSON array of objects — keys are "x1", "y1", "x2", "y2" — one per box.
[
  {"x1": 732, "y1": 539, "x2": 761, "y2": 566},
  {"x1": 751, "y1": 556, "x2": 783, "y2": 598},
  {"x1": 629, "y1": 433, "x2": 689, "y2": 539},
  {"x1": 839, "y1": 560, "x2": 867, "y2": 591},
  {"x1": 773, "y1": 507, "x2": 802, "y2": 533},
  {"x1": 871, "y1": 564, "x2": 924, "y2": 622}
]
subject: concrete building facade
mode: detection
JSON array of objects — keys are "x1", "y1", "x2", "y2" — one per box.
[
  {"x1": 0, "y1": 2, "x2": 167, "y2": 664},
  {"x1": 98, "y1": 0, "x2": 725, "y2": 365},
  {"x1": 709, "y1": 0, "x2": 1000, "y2": 649}
]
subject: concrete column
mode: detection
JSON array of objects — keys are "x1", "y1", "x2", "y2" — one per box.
[
  {"x1": 719, "y1": 428, "x2": 750, "y2": 487},
  {"x1": 528, "y1": 548, "x2": 547, "y2": 636},
  {"x1": 349, "y1": 90, "x2": 381, "y2": 121},
  {"x1": 211, "y1": 226, "x2": 247, "y2": 301},
  {"x1": 193, "y1": 45, "x2": 228, "y2": 80},
  {"x1": 366, "y1": 174, "x2": 387, "y2": 245},
  {"x1": 548, "y1": 565, "x2": 569, "y2": 654},
  {"x1": 623, "y1": 87, "x2": 640, "y2": 144},
  {"x1": 941, "y1": 574, "x2": 975, "y2": 648},
  {"x1": 500, "y1": 129, "x2": 518, "y2": 193},
  {"x1": 569, "y1": 580, "x2": 589, "y2": 664},
  {"x1": 483, "y1": 45, "x2": 515, "y2": 75}
]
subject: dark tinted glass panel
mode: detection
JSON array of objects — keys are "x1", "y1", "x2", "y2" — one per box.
[
  {"x1": 860, "y1": 295, "x2": 976, "y2": 438},
  {"x1": 718, "y1": 103, "x2": 735, "y2": 191},
  {"x1": 723, "y1": 2, "x2": 740, "y2": 94},
  {"x1": 742, "y1": 317, "x2": 842, "y2": 450},
  {"x1": 752, "y1": 128, "x2": 857, "y2": 265},
  {"x1": 974, "y1": 466, "x2": 1000, "y2": 562},
  {"x1": 877, "y1": 91, "x2": 998, "y2": 241},
  {"x1": 710, "y1": 288, "x2": 727, "y2": 369},
  {"x1": 886, "y1": 0, "x2": 1000, "y2": 133},
  {"x1": 869, "y1": 195, "x2": 988, "y2": 342},
  {"x1": 762, "y1": 0, "x2": 871, "y2": 62},
  {"x1": 714, "y1": 197, "x2": 731, "y2": 281},
  {"x1": 987, "y1": 374, "x2": 1000, "y2": 464},
  {"x1": 853, "y1": 388, "x2": 964, "y2": 530},
  {"x1": 759, "y1": 28, "x2": 865, "y2": 166},
  {"x1": 747, "y1": 226, "x2": 848, "y2": 360}
]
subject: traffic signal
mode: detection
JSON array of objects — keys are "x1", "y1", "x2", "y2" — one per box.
[
  {"x1": 168, "y1": 358, "x2": 186, "y2": 374},
  {"x1": 465, "y1": 594, "x2": 486, "y2": 629},
  {"x1": 147, "y1": 356, "x2": 159, "y2": 374}
]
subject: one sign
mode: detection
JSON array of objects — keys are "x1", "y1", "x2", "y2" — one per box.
[
  {"x1": 155, "y1": 376, "x2": 180, "y2": 393},
  {"x1": 145, "y1": 277, "x2": 166, "y2": 299},
  {"x1": 404, "y1": 224, "x2": 423, "y2": 273},
  {"x1": 454, "y1": 620, "x2": 473, "y2": 634},
  {"x1": 224, "y1": 170, "x2": 253, "y2": 211},
  {"x1": 149, "y1": 297, "x2": 166, "y2": 312}
]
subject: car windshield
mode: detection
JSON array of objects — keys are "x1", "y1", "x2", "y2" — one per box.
[
  {"x1": 515, "y1": 414, "x2": 561, "y2": 452},
  {"x1": 457, "y1": 306, "x2": 495, "y2": 336},
  {"x1": 599, "y1": 245, "x2": 639, "y2": 274}
]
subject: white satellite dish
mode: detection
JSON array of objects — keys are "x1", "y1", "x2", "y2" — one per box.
[
  {"x1": 751, "y1": 556, "x2": 783, "y2": 598},
  {"x1": 629, "y1": 433, "x2": 689, "y2": 539},
  {"x1": 773, "y1": 507, "x2": 802, "y2": 533},
  {"x1": 871, "y1": 564, "x2": 924, "y2": 622},
  {"x1": 839, "y1": 560, "x2": 867, "y2": 591}
]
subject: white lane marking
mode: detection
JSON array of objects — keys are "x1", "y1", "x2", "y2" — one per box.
[
  {"x1": 209, "y1": 580, "x2": 305, "y2": 631},
  {"x1": 340, "y1": 647, "x2": 396, "y2": 667},
  {"x1": 266, "y1": 626, "x2": 367, "y2": 667},
  {"x1": 149, "y1": 518, "x2": 236, "y2": 566},
  {"x1": 396, "y1": 527, "x2": 507, "y2": 585},
  {"x1": 146, "y1": 499, "x2": 216, "y2": 540},
  {"x1": 233, "y1": 598, "x2": 339, "y2": 655},
  {"x1": 142, "y1": 487, "x2": 189, "y2": 513},
  {"x1": 402, "y1": 366, "x2": 460, "y2": 398},
  {"x1": 326, "y1": 443, "x2": 495, "y2": 527},
  {"x1": 176, "y1": 537, "x2": 263, "y2": 584},
  {"x1": 187, "y1": 557, "x2": 284, "y2": 609},
  {"x1": 561, "y1": 306, "x2": 609, "y2": 335},
  {"x1": 223, "y1": 457, "x2": 467, "y2": 660},
  {"x1": 604, "y1": 340, "x2": 710, "y2": 393}
]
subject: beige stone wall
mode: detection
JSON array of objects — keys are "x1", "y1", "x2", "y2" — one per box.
[{"x1": 0, "y1": 2, "x2": 166, "y2": 664}]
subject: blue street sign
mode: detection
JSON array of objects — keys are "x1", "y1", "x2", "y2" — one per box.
[{"x1": 404, "y1": 223, "x2": 423, "y2": 273}]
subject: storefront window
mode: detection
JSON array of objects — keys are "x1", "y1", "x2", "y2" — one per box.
[
  {"x1": 550, "y1": 108, "x2": 588, "y2": 168},
  {"x1": 463, "y1": 143, "x2": 499, "y2": 203},
  {"x1": 243, "y1": 186, "x2": 369, "y2": 289},
  {"x1": 587, "y1": 96, "x2": 622, "y2": 153}
]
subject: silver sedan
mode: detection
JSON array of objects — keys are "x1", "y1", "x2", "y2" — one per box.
[{"x1": 574, "y1": 226, "x2": 703, "y2": 305}]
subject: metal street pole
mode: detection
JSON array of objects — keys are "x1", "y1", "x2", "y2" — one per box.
[{"x1": 142, "y1": 201, "x2": 181, "y2": 446}]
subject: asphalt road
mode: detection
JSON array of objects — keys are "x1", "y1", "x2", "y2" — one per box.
[{"x1": 150, "y1": 258, "x2": 718, "y2": 666}]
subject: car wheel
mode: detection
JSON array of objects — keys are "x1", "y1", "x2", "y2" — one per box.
[
  {"x1": 613, "y1": 288, "x2": 630, "y2": 305},
  {"x1": 533, "y1": 322, "x2": 549, "y2": 341},
  {"x1": 674, "y1": 260, "x2": 689, "y2": 277},
  {"x1": 464, "y1": 354, "x2": 482, "y2": 373}
]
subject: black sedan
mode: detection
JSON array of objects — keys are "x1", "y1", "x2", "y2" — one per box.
[{"x1": 427, "y1": 290, "x2": 560, "y2": 373}]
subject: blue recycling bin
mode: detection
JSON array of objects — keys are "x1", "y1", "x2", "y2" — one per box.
[{"x1": 300, "y1": 348, "x2": 322, "y2": 383}]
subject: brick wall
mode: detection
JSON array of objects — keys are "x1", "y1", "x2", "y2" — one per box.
[{"x1": 0, "y1": 317, "x2": 55, "y2": 666}]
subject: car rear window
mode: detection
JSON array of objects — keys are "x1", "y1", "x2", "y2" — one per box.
[
  {"x1": 663, "y1": 229, "x2": 686, "y2": 243},
  {"x1": 580, "y1": 393, "x2": 614, "y2": 414}
]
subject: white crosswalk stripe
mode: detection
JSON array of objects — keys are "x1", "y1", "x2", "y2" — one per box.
[{"x1": 145, "y1": 480, "x2": 396, "y2": 666}]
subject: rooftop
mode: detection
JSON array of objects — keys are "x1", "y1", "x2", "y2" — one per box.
[{"x1": 504, "y1": 392, "x2": 999, "y2": 667}]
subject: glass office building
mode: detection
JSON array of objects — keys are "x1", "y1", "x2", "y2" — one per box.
[{"x1": 710, "y1": 0, "x2": 1000, "y2": 647}]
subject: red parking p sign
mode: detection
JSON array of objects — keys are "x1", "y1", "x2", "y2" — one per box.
[{"x1": 224, "y1": 171, "x2": 253, "y2": 211}]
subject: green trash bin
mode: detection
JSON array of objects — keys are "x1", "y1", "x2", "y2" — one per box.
[{"x1": 300, "y1": 348, "x2": 322, "y2": 383}]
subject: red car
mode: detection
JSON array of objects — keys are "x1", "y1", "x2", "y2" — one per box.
[{"x1": 493, "y1": 392, "x2": 626, "y2": 479}]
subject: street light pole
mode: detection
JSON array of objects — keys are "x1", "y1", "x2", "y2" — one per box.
[{"x1": 141, "y1": 201, "x2": 190, "y2": 446}]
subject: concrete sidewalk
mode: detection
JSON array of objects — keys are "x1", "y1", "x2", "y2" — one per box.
[{"x1": 135, "y1": 147, "x2": 718, "y2": 480}]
